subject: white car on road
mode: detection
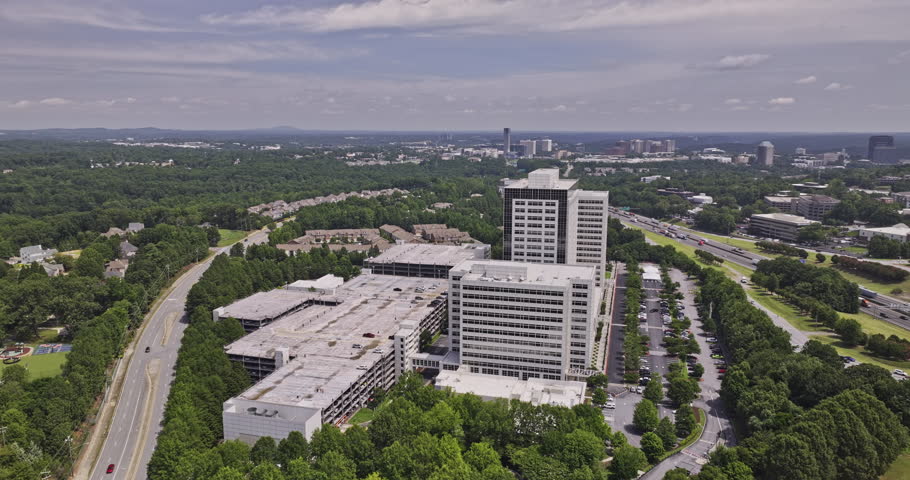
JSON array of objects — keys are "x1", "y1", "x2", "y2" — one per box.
[{"x1": 895, "y1": 369, "x2": 906, "y2": 377}]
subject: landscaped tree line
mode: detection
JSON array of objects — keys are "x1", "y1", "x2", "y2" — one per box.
[
  {"x1": 697, "y1": 268, "x2": 910, "y2": 480},
  {"x1": 152, "y1": 370, "x2": 645, "y2": 480}
]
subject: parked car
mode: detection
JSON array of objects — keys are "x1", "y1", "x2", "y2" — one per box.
[
  {"x1": 895, "y1": 369, "x2": 907, "y2": 377},
  {"x1": 710, "y1": 354, "x2": 723, "y2": 359},
  {"x1": 604, "y1": 402, "x2": 616, "y2": 409}
]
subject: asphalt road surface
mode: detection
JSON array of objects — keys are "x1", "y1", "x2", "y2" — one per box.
[
  {"x1": 88, "y1": 229, "x2": 269, "y2": 480},
  {"x1": 641, "y1": 270, "x2": 737, "y2": 479},
  {"x1": 611, "y1": 208, "x2": 910, "y2": 334}
]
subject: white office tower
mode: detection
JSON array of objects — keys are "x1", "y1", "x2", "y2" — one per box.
[
  {"x1": 538, "y1": 139, "x2": 553, "y2": 153},
  {"x1": 519, "y1": 140, "x2": 537, "y2": 157},
  {"x1": 448, "y1": 260, "x2": 599, "y2": 381},
  {"x1": 503, "y1": 168, "x2": 609, "y2": 286}
]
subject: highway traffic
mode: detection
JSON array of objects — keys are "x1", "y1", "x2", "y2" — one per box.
[
  {"x1": 81, "y1": 229, "x2": 270, "y2": 480},
  {"x1": 609, "y1": 207, "x2": 910, "y2": 333}
]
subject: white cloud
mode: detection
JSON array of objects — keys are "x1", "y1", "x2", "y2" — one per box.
[
  {"x1": 125, "y1": 97, "x2": 137, "y2": 104},
  {"x1": 8, "y1": 100, "x2": 32, "y2": 109},
  {"x1": 768, "y1": 97, "x2": 796, "y2": 105},
  {"x1": 730, "y1": 105, "x2": 750, "y2": 111},
  {"x1": 199, "y1": 0, "x2": 878, "y2": 36},
  {"x1": 795, "y1": 75, "x2": 817, "y2": 84},
  {"x1": 824, "y1": 82, "x2": 852, "y2": 91},
  {"x1": 38, "y1": 97, "x2": 72, "y2": 106},
  {"x1": 160, "y1": 96, "x2": 181, "y2": 103},
  {"x1": 724, "y1": 98, "x2": 742, "y2": 105},
  {"x1": 444, "y1": 95, "x2": 456, "y2": 102},
  {"x1": 888, "y1": 50, "x2": 910, "y2": 65},
  {"x1": 3, "y1": 41, "x2": 359, "y2": 65},
  {"x1": 551, "y1": 104, "x2": 569, "y2": 112},
  {"x1": 0, "y1": 1, "x2": 180, "y2": 32},
  {"x1": 708, "y1": 54, "x2": 771, "y2": 70},
  {"x1": 673, "y1": 103, "x2": 694, "y2": 112}
]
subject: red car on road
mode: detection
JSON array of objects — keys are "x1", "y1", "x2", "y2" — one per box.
[{"x1": 107, "y1": 464, "x2": 115, "y2": 474}]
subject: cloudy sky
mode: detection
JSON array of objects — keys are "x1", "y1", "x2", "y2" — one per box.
[{"x1": 2, "y1": 0, "x2": 910, "y2": 131}]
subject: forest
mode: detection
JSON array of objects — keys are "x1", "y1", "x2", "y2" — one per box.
[{"x1": 0, "y1": 142, "x2": 512, "y2": 255}]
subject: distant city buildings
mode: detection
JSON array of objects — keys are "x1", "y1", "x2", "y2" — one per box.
[
  {"x1": 756, "y1": 141, "x2": 775, "y2": 166},
  {"x1": 503, "y1": 127, "x2": 511, "y2": 155},
  {"x1": 869, "y1": 135, "x2": 897, "y2": 164},
  {"x1": 538, "y1": 138, "x2": 553, "y2": 153},
  {"x1": 519, "y1": 139, "x2": 537, "y2": 157},
  {"x1": 794, "y1": 194, "x2": 840, "y2": 221},
  {"x1": 795, "y1": 147, "x2": 807, "y2": 155}
]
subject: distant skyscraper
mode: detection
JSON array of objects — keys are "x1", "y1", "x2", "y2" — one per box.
[
  {"x1": 757, "y1": 141, "x2": 775, "y2": 166},
  {"x1": 538, "y1": 139, "x2": 553, "y2": 153},
  {"x1": 616, "y1": 140, "x2": 630, "y2": 154},
  {"x1": 519, "y1": 140, "x2": 537, "y2": 157},
  {"x1": 869, "y1": 135, "x2": 897, "y2": 164},
  {"x1": 630, "y1": 139, "x2": 644, "y2": 154},
  {"x1": 662, "y1": 139, "x2": 676, "y2": 153},
  {"x1": 503, "y1": 128, "x2": 511, "y2": 154}
]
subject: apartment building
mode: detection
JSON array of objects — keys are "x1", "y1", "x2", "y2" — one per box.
[
  {"x1": 502, "y1": 168, "x2": 609, "y2": 286},
  {"x1": 447, "y1": 260, "x2": 599, "y2": 382}
]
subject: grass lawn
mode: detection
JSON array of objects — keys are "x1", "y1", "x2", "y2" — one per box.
[
  {"x1": 657, "y1": 407, "x2": 707, "y2": 463},
  {"x1": 882, "y1": 451, "x2": 910, "y2": 480},
  {"x1": 217, "y1": 229, "x2": 248, "y2": 247},
  {"x1": 37, "y1": 328, "x2": 60, "y2": 342},
  {"x1": 816, "y1": 262, "x2": 910, "y2": 301},
  {"x1": 810, "y1": 335, "x2": 910, "y2": 371},
  {"x1": 742, "y1": 286, "x2": 910, "y2": 370},
  {"x1": 0, "y1": 352, "x2": 68, "y2": 380},
  {"x1": 348, "y1": 407, "x2": 375, "y2": 424}
]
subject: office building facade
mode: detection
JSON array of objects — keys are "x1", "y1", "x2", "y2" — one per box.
[
  {"x1": 502, "y1": 169, "x2": 609, "y2": 286},
  {"x1": 869, "y1": 135, "x2": 897, "y2": 164},
  {"x1": 757, "y1": 141, "x2": 775, "y2": 166},
  {"x1": 448, "y1": 260, "x2": 599, "y2": 381},
  {"x1": 503, "y1": 128, "x2": 511, "y2": 155},
  {"x1": 795, "y1": 195, "x2": 840, "y2": 221},
  {"x1": 750, "y1": 213, "x2": 818, "y2": 242},
  {"x1": 519, "y1": 140, "x2": 537, "y2": 157},
  {"x1": 538, "y1": 139, "x2": 553, "y2": 153}
]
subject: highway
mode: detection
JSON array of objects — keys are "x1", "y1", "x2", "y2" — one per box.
[
  {"x1": 612, "y1": 208, "x2": 910, "y2": 333},
  {"x1": 82, "y1": 229, "x2": 269, "y2": 480}
]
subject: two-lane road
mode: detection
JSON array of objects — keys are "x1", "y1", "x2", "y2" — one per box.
[{"x1": 85, "y1": 229, "x2": 269, "y2": 480}]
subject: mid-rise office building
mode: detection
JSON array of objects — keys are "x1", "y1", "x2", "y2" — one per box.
[
  {"x1": 502, "y1": 169, "x2": 609, "y2": 286},
  {"x1": 764, "y1": 195, "x2": 798, "y2": 213},
  {"x1": 757, "y1": 141, "x2": 775, "y2": 166},
  {"x1": 630, "y1": 139, "x2": 645, "y2": 154},
  {"x1": 869, "y1": 135, "x2": 897, "y2": 164},
  {"x1": 519, "y1": 140, "x2": 537, "y2": 157},
  {"x1": 795, "y1": 194, "x2": 840, "y2": 221},
  {"x1": 538, "y1": 139, "x2": 553, "y2": 153},
  {"x1": 447, "y1": 260, "x2": 599, "y2": 381},
  {"x1": 662, "y1": 139, "x2": 676, "y2": 153},
  {"x1": 750, "y1": 213, "x2": 818, "y2": 242}
]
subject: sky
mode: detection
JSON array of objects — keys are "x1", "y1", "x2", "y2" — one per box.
[{"x1": 2, "y1": 0, "x2": 910, "y2": 131}]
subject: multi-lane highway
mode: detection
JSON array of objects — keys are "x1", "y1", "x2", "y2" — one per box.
[
  {"x1": 81, "y1": 229, "x2": 269, "y2": 480},
  {"x1": 611, "y1": 208, "x2": 910, "y2": 333}
]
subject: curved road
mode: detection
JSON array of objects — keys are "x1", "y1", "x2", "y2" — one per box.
[{"x1": 83, "y1": 230, "x2": 269, "y2": 480}]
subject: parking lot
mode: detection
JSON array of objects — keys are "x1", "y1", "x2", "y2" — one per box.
[{"x1": 604, "y1": 267, "x2": 676, "y2": 446}]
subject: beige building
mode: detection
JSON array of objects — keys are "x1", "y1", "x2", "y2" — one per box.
[
  {"x1": 750, "y1": 213, "x2": 818, "y2": 242},
  {"x1": 795, "y1": 195, "x2": 840, "y2": 221}
]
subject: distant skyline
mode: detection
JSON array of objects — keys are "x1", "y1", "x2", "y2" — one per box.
[{"x1": 2, "y1": 0, "x2": 910, "y2": 131}]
